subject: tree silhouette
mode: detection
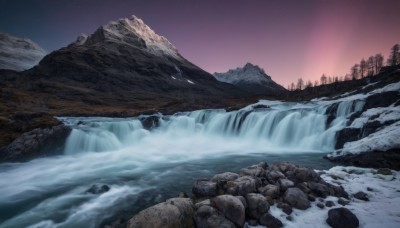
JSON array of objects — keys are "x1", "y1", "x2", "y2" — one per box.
[
  {"x1": 359, "y1": 58, "x2": 367, "y2": 78},
  {"x1": 374, "y1": 54, "x2": 384, "y2": 74},
  {"x1": 320, "y1": 74, "x2": 327, "y2": 85},
  {"x1": 351, "y1": 64, "x2": 359, "y2": 80},
  {"x1": 297, "y1": 78, "x2": 304, "y2": 90},
  {"x1": 387, "y1": 44, "x2": 399, "y2": 66}
]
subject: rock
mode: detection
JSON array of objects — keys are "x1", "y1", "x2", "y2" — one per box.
[
  {"x1": 0, "y1": 125, "x2": 71, "y2": 162},
  {"x1": 281, "y1": 203, "x2": 292, "y2": 215},
  {"x1": 194, "y1": 205, "x2": 235, "y2": 228},
  {"x1": 317, "y1": 202, "x2": 325, "y2": 209},
  {"x1": 240, "y1": 165, "x2": 265, "y2": 177},
  {"x1": 327, "y1": 183, "x2": 349, "y2": 199},
  {"x1": 335, "y1": 128, "x2": 361, "y2": 149},
  {"x1": 226, "y1": 176, "x2": 256, "y2": 196},
  {"x1": 259, "y1": 213, "x2": 283, "y2": 228},
  {"x1": 195, "y1": 199, "x2": 211, "y2": 209},
  {"x1": 283, "y1": 188, "x2": 311, "y2": 210},
  {"x1": 367, "y1": 187, "x2": 374, "y2": 191},
  {"x1": 266, "y1": 171, "x2": 285, "y2": 184},
  {"x1": 278, "y1": 179, "x2": 295, "y2": 192},
  {"x1": 126, "y1": 198, "x2": 194, "y2": 228},
  {"x1": 338, "y1": 198, "x2": 350, "y2": 206},
  {"x1": 296, "y1": 182, "x2": 311, "y2": 194},
  {"x1": 377, "y1": 168, "x2": 392, "y2": 175},
  {"x1": 178, "y1": 192, "x2": 188, "y2": 198},
  {"x1": 140, "y1": 115, "x2": 160, "y2": 130},
  {"x1": 212, "y1": 195, "x2": 245, "y2": 227},
  {"x1": 293, "y1": 167, "x2": 320, "y2": 182},
  {"x1": 245, "y1": 193, "x2": 269, "y2": 219},
  {"x1": 236, "y1": 196, "x2": 247, "y2": 209},
  {"x1": 86, "y1": 184, "x2": 110, "y2": 194},
  {"x1": 212, "y1": 172, "x2": 239, "y2": 183},
  {"x1": 326, "y1": 208, "x2": 359, "y2": 228},
  {"x1": 258, "y1": 184, "x2": 280, "y2": 199},
  {"x1": 308, "y1": 182, "x2": 334, "y2": 198},
  {"x1": 307, "y1": 194, "x2": 316, "y2": 202},
  {"x1": 325, "y1": 201, "x2": 335, "y2": 207},
  {"x1": 247, "y1": 219, "x2": 258, "y2": 226},
  {"x1": 193, "y1": 179, "x2": 217, "y2": 198},
  {"x1": 353, "y1": 191, "x2": 369, "y2": 201}
]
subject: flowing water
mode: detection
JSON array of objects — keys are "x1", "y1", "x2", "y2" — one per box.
[{"x1": 0, "y1": 99, "x2": 364, "y2": 228}]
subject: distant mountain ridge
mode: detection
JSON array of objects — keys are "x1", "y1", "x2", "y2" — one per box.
[
  {"x1": 213, "y1": 63, "x2": 287, "y2": 95},
  {"x1": 0, "y1": 32, "x2": 47, "y2": 71}
]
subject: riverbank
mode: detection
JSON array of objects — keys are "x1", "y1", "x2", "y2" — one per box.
[{"x1": 122, "y1": 162, "x2": 400, "y2": 228}]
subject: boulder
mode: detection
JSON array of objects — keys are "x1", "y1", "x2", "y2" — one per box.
[
  {"x1": 226, "y1": 176, "x2": 256, "y2": 196},
  {"x1": 212, "y1": 195, "x2": 245, "y2": 227},
  {"x1": 325, "y1": 201, "x2": 335, "y2": 207},
  {"x1": 258, "y1": 184, "x2": 280, "y2": 199},
  {"x1": 278, "y1": 179, "x2": 295, "y2": 192},
  {"x1": 353, "y1": 191, "x2": 369, "y2": 201},
  {"x1": 326, "y1": 208, "x2": 359, "y2": 228},
  {"x1": 283, "y1": 188, "x2": 310, "y2": 210},
  {"x1": 266, "y1": 171, "x2": 285, "y2": 184},
  {"x1": 245, "y1": 193, "x2": 269, "y2": 219},
  {"x1": 193, "y1": 179, "x2": 217, "y2": 198},
  {"x1": 293, "y1": 167, "x2": 320, "y2": 182},
  {"x1": 126, "y1": 198, "x2": 194, "y2": 228},
  {"x1": 259, "y1": 213, "x2": 283, "y2": 228},
  {"x1": 308, "y1": 182, "x2": 334, "y2": 198},
  {"x1": 240, "y1": 165, "x2": 265, "y2": 177},
  {"x1": 211, "y1": 172, "x2": 239, "y2": 183},
  {"x1": 194, "y1": 205, "x2": 236, "y2": 228}
]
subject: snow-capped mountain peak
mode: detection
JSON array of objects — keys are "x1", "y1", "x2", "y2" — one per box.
[
  {"x1": 213, "y1": 63, "x2": 286, "y2": 95},
  {"x1": 214, "y1": 63, "x2": 273, "y2": 85},
  {"x1": 81, "y1": 15, "x2": 181, "y2": 59}
]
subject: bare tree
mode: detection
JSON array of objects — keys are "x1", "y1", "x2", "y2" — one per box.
[
  {"x1": 367, "y1": 56, "x2": 374, "y2": 76},
  {"x1": 387, "y1": 44, "x2": 400, "y2": 66},
  {"x1": 314, "y1": 80, "x2": 319, "y2": 87},
  {"x1": 290, "y1": 82, "x2": 295, "y2": 91},
  {"x1": 359, "y1": 58, "x2": 367, "y2": 78},
  {"x1": 305, "y1": 80, "x2": 313, "y2": 88},
  {"x1": 320, "y1": 74, "x2": 327, "y2": 85},
  {"x1": 374, "y1": 54, "x2": 384, "y2": 74},
  {"x1": 297, "y1": 78, "x2": 304, "y2": 90},
  {"x1": 351, "y1": 64, "x2": 359, "y2": 80}
]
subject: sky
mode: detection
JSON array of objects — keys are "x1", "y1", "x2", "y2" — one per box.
[{"x1": 0, "y1": 0, "x2": 399, "y2": 87}]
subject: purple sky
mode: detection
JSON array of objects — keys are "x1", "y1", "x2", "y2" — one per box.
[{"x1": 1, "y1": 0, "x2": 399, "y2": 87}]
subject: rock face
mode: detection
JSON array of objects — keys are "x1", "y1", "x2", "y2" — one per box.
[
  {"x1": 0, "y1": 32, "x2": 47, "y2": 71},
  {"x1": 326, "y1": 208, "x2": 359, "y2": 228},
  {"x1": 0, "y1": 124, "x2": 71, "y2": 162},
  {"x1": 213, "y1": 63, "x2": 287, "y2": 96},
  {"x1": 126, "y1": 198, "x2": 195, "y2": 228}
]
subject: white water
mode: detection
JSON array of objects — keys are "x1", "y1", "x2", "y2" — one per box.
[{"x1": 0, "y1": 99, "x2": 364, "y2": 227}]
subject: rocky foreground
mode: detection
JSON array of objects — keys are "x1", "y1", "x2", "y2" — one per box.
[{"x1": 117, "y1": 162, "x2": 399, "y2": 228}]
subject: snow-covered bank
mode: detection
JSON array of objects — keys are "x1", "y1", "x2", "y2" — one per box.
[{"x1": 263, "y1": 166, "x2": 400, "y2": 228}]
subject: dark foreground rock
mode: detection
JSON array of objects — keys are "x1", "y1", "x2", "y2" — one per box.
[
  {"x1": 325, "y1": 149, "x2": 400, "y2": 170},
  {"x1": 124, "y1": 162, "x2": 357, "y2": 228},
  {"x1": 0, "y1": 124, "x2": 71, "y2": 162},
  {"x1": 326, "y1": 207, "x2": 359, "y2": 228}
]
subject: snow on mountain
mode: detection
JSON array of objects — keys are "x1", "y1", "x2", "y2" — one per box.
[
  {"x1": 80, "y1": 15, "x2": 181, "y2": 59},
  {"x1": 0, "y1": 33, "x2": 47, "y2": 71},
  {"x1": 213, "y1": 63, "x2": 286, "y2": 95}
]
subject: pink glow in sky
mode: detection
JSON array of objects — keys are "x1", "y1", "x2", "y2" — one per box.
[{"x1": 1, "y1": 0, "x2": 399, "y2": 87}]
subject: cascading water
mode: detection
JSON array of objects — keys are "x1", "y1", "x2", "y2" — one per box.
[{"x1": 0, "y1": 99, "x2": 364, "y2": 228}]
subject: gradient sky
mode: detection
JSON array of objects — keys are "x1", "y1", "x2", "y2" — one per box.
[{"x1": 1, "y1": 0, "x2": 399, "y2": 87}]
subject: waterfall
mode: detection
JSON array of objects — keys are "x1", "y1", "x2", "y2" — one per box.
[{"x1": 61, "y1": 99, "x2": 364, "y2": 154}]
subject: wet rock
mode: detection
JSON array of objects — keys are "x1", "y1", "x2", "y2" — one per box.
[
  {"x1": 193, "y1": 179, "x2": 217, "y2": 198},
  {"x1": 278, "y1": 179, "x2": 295, "y2": 192},
  {"x1": 283, "y1": 188, "x2": 311, "y2": 210},
  {"x1": 335, "y1": 128, "x2": 361, "y2": 149},
  {"x1": 281, "y1": 203, "x2": 292, "y2": 215},
  {"x1": 240, "y1": 165, "x2": 265, "y2": 177},
  {"x1": 245, "y1": 193, "x2": 269, "y2": 219},
  {"x1": 126, "y1": 198, "x2": 194, "y2": 228},
  {"x1": 317, "y1": 202, "x2": 325, "y2": 209},
  {"x1": 307, "y1": 194, "x2": 316, "y2": 202},
  {"x1": 325, "y1": 201, "x2": 335, "y2": 207},
  {"x1": 266, "y1": 171, "x2": 285, "y2": 184},
  {"x1": 326, "y1": 208, "x2": 359, "y2": 228},
  {"x1": 258, "y1": 184, "x2": 280, "y2": 199},
  {"x1": 226, "y1": 176, "x2": 256, "y2": 196},
  {"x1": 259, "y1": 213, "x2": 283, "y2": 228},
  {"x1": 296, "y1": 182, "x2": 311, "y2": 194},
  {"x1": 211, "y1": 172, "x2": 239, "y2": 183},
  {"x1": 327, "y1": 183, "x2": 349, "y2": 199},
  {"x1": 140, "y1": 115, "x2": 160, "y2": 130},
  {"x1": 194, "y1": 205, "x2": 235, "y2": 228},
  {"x1": 86, "y1": 184, "x2": 110, "y2": 194},
  {"x1": 212, "y1": 195, "x2": 245, "y2": 227},
  {"x1": 353, "y1": 191, "x2": 369, "y2": 201}
]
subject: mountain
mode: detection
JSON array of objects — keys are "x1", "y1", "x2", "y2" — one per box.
[
  {"x1": 0, "y1": 33, "x2": 47, "y2": 71},
  {"x1": 213, "y1": 63, "x2": 287, "y2": 95}
]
